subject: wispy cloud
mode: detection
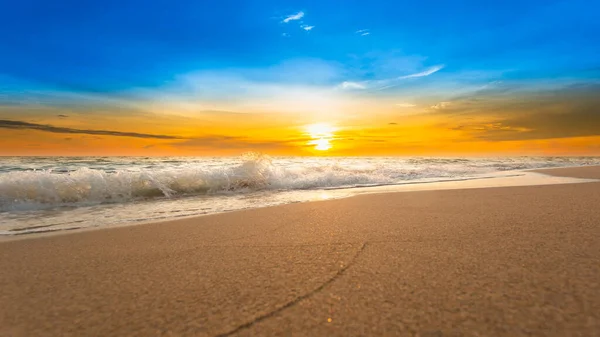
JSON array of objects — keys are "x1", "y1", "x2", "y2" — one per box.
[
  {"x1": 282, "y1": 11, "x2": 304, "y2": 23},
  {"x1": 339, "y1": 65, "x2": 445, "y2": 91},
  {"x1": 396, "y1": 103, "x2": 416, "y2": 107},
  {"x1": 430, "y1": 102, "x2": 451, "y2": 110},
  {"x1": 281, "y1": 33, "x2": 290, "y2": 37},
  {"x1": 0, "y1": 120, "x2": 184, "y2": 139},
  {"x1": 135, "y1": 59, "x2": 351, "y2": 116},
  {"x1": 339, "y1": 81, "x2": 366, "y2": 90},
  {"x1": 399, "y1": 65, "x2": 444, "y2": 79},
  {"x1": 355, "y1": 29, "x2": 370, "y2": 36},
  {"x1": 301, "y1": 25, "x2": 315, "y2": 31}
]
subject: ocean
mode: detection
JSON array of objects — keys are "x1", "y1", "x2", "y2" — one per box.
[{"x1": 1, "y1": 154, "x2": 599, "y2": 236}]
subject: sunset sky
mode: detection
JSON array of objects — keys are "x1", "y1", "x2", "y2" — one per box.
[{"x1": 1, "y1": 0, "x2": 599, "y2": 156}]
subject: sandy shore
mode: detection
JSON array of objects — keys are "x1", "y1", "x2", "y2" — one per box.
[{"x1": 2, "y1": 166, "x2": 600, "y2": 336}]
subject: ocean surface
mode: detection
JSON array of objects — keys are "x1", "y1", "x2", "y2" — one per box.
[{"x1": 1, "y1": 154, "x2": 599, "y2": 236}]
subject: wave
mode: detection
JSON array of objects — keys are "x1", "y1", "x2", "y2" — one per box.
[{"x1": 1, "y1": 153, "x2": 598, "y2": 211}]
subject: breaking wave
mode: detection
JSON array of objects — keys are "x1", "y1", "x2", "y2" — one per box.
[{"x1": 1, "y1": 153, "x2": 599, "y2": 211}]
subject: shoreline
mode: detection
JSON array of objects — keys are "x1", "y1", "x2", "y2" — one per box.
[
  {"x1": 2, "y1": 165, "x2": 599, "y2": 242},
  {"x1": 2, "y1": 165, "x2": 600, "y2": 336}
]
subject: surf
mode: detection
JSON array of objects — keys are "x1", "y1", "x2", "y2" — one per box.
[{"x1": 1, "y1": 153, "x2": 599, "y2": 212}]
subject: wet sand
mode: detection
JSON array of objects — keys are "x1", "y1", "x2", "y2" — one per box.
[{"x1": 1, "y1": 166, "x2": 599, "y2": 336}]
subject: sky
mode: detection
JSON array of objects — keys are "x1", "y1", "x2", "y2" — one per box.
[{"x1": 1, "y1": 0, "x2": 599, "y2": 156}]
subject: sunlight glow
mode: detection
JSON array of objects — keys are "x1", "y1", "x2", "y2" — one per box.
[
  {"x1": 307, "y1": 123, "x2": 335, "y2": 137},
  {"x1": 306, "y1": 123, "x2": 336, "y2": 151},
  {"x1": 311, "y1": 138, "x2": 332, "y2": 150}
]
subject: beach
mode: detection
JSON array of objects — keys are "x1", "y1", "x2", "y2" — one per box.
[{"x1": 1, "y1": 165, "x2": 599, "y2": 336}]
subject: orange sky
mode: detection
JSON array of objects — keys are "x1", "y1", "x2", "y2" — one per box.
[
  {"x1": 2, "y1": 0, "x2": 599, "y2": 157},
  {"x1": 2, "y1": 95, "x2": 600, "y2": 156}
]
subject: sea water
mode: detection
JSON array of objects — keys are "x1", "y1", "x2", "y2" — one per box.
[{"x1": 1, "y1": 154, "x2": 599, "y2": 236}]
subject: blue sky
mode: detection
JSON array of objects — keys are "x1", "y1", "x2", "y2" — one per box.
[
  {"x1": 1, "y1": 0, "x2": 600, "y2": 156},
  {"x1": 1, "y1": 0, "x2": 598, "y2": 96}
]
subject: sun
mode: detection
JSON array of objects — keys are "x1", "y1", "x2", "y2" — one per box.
[{"x1": 306, "y1": 123, "x2": 336, "y2": 151}]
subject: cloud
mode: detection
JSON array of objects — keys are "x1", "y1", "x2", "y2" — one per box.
[
  {"x1": 396, "y1": 103, "x2": 416, "y2": 107},
  {"x1": 281, "y1": 33, "x2": 290, "y2": 37},
  {"x1": 452, "y1": 111, "x2": 600, "y2": 141},
  {"x1": 301, "y1": 25, "x2": 315, "y2": 31},
  {"x1": 57, "y1": 114, "x2": 69, "y2": 118},
  {"x1": 437, "y1": 83, "x2": 600, "y2": 141},
  {"x1": 0, "y1": 120, "x2": 184, "y2": 139},
  {"x1": 361, "y1": 32, "x2": 370, "y2": 36},
  {"x1": 282, "y1": 11, "x2": 304, "y2": 23},
  {"x1": 339, "y1": 65, "x2": 445, "y2": 91},
  {"x1": 451, "y1": 122, "x2": 529, "y2": 133},
  {"x1": 339, "y1": 81, "x2": 366, "y2": 90},
  {"x1": 129, "y1": 59, "x2": 351, "y2": 117},
  {"x1": 430, "y1": 102, "x2": 451, "y2": 109},
  {"x1": 399, "y1": 65, "x2": 444, "y2": 79}
]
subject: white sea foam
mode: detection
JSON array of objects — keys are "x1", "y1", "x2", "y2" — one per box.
[{"x1": 1, "y1": 153, "x2": 599, "y2": 213}]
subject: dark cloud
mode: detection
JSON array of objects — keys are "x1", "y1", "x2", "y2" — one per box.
[
  {"x1": 0, "y1": 120, "x2": 184, "y2": 139},
  {"x1": 388, "y1": 122, "x2": 398, "y2": 125},
  {"x1": 472, "y1": 108, "x2": 600, "y2": 141},
  {"x1": 57, "y1": 114, "x2": 69, "y2": 118},
  {"x1": 439, "y1": 83, "x2": 600, "y2": 141}
]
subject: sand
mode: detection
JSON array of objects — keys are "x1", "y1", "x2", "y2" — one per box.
[{"x1": 1, "y1": 166, "x2": 599, "y2": 336}]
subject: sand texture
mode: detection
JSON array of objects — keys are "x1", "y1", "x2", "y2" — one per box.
[{"x1": 1, "y1": 166, "x2": 600, "y2": 336}]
